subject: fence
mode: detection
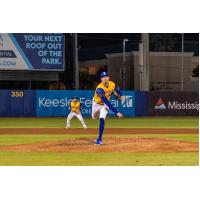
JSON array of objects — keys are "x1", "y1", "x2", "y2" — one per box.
[
  {"x1": 0, "y1": 90, "x2": 198, "y2": 117},
  {"x1": 148, "y1": 91, "x2": 199, "y2": 116}
]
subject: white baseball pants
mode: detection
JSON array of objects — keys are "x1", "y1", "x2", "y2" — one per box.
[
  {"x1": 66, "y1": 112, "x2": 87, "y2": 128},
  {"x1": 92, "y1": 99, "x2": 108, "y2": 120}
]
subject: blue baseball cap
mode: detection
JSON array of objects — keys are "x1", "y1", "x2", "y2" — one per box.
[{"x1": 100, "y1": 71, "x2": 109, "y2": 78}]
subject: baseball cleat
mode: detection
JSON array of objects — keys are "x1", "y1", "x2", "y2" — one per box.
[{"x1": 95, "y1": 138, "x2": 103, "y2": 145}]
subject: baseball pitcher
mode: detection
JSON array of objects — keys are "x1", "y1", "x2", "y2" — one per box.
[{"x1": 92, "y1": 71, "x2": 123, "y2": 144}]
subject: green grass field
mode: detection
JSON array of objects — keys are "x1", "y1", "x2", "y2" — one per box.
[
  {"x1": 0, "y1": 117, "x2": 199, "y2": 166},
  {"x1": 0, "y1": 116, "x2": 198, "y2": 128}
]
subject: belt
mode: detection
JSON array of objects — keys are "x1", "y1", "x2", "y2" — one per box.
[{"x1": 93, "y1": 99, "x2": 104, "y2": 105}]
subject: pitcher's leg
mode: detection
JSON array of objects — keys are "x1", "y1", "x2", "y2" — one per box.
[
  {"x1": 91, "y1": 101, "x2": 101, "y2": 120},
  {"x1": 96, "y1": 106, "x2": 108, "y2": 144}
]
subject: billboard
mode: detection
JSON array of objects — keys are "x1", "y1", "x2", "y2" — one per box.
[
  {"x1": 36, "y1": 90, "x2": 135, "y2": 117},
  {"x1": 0, "y1": 33, "x2": 64, "y2": 71},
  {"x1": 148, "y1": 92, "x2": 199, "y2": 116}
]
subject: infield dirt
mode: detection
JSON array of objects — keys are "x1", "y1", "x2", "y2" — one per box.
[{"x1": 0, "y1": 137, "x2": 198, "y2": 153}]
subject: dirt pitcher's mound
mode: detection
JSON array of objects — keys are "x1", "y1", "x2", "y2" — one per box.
[{"x1": 0, "y1": 137, "x2": 198, "y2": 153}]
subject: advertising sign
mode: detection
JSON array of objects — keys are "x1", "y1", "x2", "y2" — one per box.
[
  {"x1": 36, "y1": 90, "x2": 135, "y2": 117},
  {"x1": 148, "y1": 92, "x2": 199, "y2": 116},
  {"x1": 0, "y1": 33, "x2": 64, "y2": 71}
]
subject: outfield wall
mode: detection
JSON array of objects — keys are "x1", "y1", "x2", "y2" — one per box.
[
  {"x1": 0, "y1": 90, "x2": 198, "y2": 117},
  {"x1": 148, "y1": 91, "x2": 199, "y2": 116},
  {"x1": 0, "y1": 90, "x2": 36, "y2": 117},
  {"x1": 36, "y1": 90, "x2": 135, "y2": 117}
]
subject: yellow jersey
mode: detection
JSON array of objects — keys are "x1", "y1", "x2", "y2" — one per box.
[
  {"x1": 70, "y1": 101, "x2": 81, "y2": 113},
  {"x1": 93, "y1": 81, "x2": 115, "y2": 105}
]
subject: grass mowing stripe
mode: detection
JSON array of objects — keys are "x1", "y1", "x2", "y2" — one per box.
[
  {"x1": 0, "y1": 117, "x2": 198, "y2": 128},
  {"x1": 0, "y1": 134, "x2": 198, "y2": 146},
  {"x1": 0, "y1": 151, "x2": 198, "y2": 166},
  {"x1": 0, "y1": 134, "x2": 94, "y2": 146}
]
